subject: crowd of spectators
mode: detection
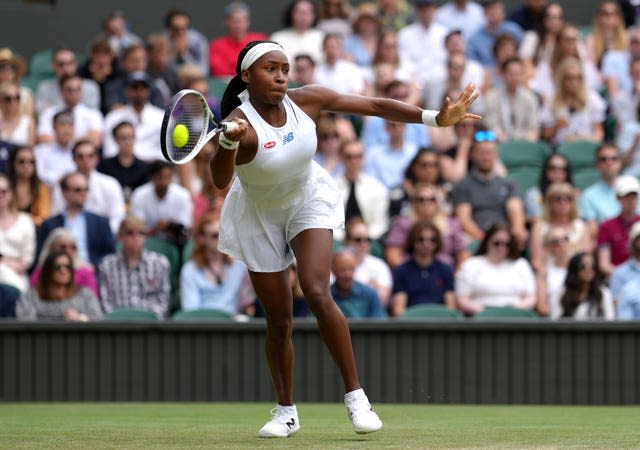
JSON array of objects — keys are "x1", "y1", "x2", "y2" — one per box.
[{"x1": 2, "y1": 0, "x2": 640, "y2": 321}]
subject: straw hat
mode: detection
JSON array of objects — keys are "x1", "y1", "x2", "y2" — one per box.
[{"x1": 0, "y1": 48, "x2": 27, "y2": 79}]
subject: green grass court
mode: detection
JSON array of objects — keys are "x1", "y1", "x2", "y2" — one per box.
[{"x1": 1, "y1": 403, "x2": 639, "y2": 449}]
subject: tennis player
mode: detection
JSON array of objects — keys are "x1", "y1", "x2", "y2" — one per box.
[{"x1": 212, "y1": 40, "x2": 480, "y2": 438}]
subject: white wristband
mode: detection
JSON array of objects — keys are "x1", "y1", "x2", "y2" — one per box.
[
  {"x1": 219, "y1": 132, "x2": 239, "y2": 150},
  {"x1": 421, "y1": 109, "x2": 441, "y2": 128}
]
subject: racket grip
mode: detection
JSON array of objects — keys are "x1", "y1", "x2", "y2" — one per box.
[{"x1": 222, "y1": 122, "x2": 239, "y2": 134}]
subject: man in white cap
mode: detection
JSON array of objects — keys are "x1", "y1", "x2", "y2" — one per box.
[
  {"x1": 610, "y1": 221, "x2": 640, "y2": 319},
  {"x1": 597, "y1": 175, "x2": 640, "y2": 277}
]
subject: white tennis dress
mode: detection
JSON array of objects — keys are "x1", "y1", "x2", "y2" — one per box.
[{"x1": 218, "y1": 95, "x2": 344, "y2": 272}]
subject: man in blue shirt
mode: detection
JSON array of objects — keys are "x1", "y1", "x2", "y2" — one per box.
[
  {"x1": 330, "y1": 248, "x2": 387, "y2": 319},
  {"x1": 610, "y1": 222, "x2": 640, "y2": 319},
  {"x1": 467, "y1": 0, "x2": 523, "y2": 67}
]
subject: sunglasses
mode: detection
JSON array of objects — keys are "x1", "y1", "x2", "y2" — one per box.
[
  {"x1": 66, "y1": 186, "x2": 88, "y2": 193},
  {"x1": 598, "y1": 155, "x2": 620, "y2": 163},
  {"x1": 2, "y1": 95, "x2": 20, "y2": 103},
  {"x1": 416, "y1": 236, "x2": 438, "y2": 244},
  {"x1": 54, "y1": 263, "x2": 73, "y2": 272},
  {"x1": 417, "y1": 161, "x2": 438, "y2": 168},
  {"x1": 412, "y1": 196, "x2": 437, "y2": 203},
  {"x1": 343, "y1": 153, "x2": 363, "y2": 160},
  {"x1": 491, "y1": 240, "x2": 511, "y2": 248},
  {"x1": 547, "y1": 164, "x2": 567, "y2": 171},
  {"x1": 124, "y1": 230, "x2": 146, "y2": 237},
  {"x1": 350, "y1": 236, "x2": 371, "y2": 244},
  {"x1": 551, "y1": 195, "x2": 573, "y2": 202},
  {"x1": 474, "y1": 130, "x2": 497, "y2": 142},
  {"x1": 549, "y1": 236, "x2": 569, "y2": 246},
  {"x1": 16, "y1": 158, "x2": 35, "y2": 165}
]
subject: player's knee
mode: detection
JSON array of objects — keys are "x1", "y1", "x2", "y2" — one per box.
[{"x1": 264, "y1": 313, "x2": 293, "y2": 341}]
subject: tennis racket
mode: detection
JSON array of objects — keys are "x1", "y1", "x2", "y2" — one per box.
[{"x1": 160, "y1": 89, "x2": 238, "y2": 165}]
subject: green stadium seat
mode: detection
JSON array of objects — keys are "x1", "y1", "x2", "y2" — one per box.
[
  {"x1": 399, "y1": 304, "x2": 464, "y2": 320},
  {"x1": 208, "y1": 77, "x2": 228, "y2": 101},
  {"x1": 143, "y1": 236, "x2": 182, "y2": 312},
  {"x1": 29, "y1": 48, "x2": 86, "y2": 79},
  {"x1": 498, "y1": 140, "x2": 551, "y2": 171},
  {"x1": 573, "y1": 167, "x2": 601, "y2": 191},
  {"x1": 171, "y1": 308, "x2": 234, "y2": 320},
  {"x1": 103, "y1": 308, "x2": 160, "y2": 321},
  {"x1": 507, "y1": 167, "x2": 539, "y2": 193},
  {"x1": 556, "y1": 140, "x2": 600, "y2": 170},
  {"x1": 474, "y1": 306, "x2": 538, "y2": 319}
]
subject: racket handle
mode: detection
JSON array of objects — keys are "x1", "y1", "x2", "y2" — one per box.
[{"x1": 222, "y1": 122, "x2": 239, "y2": 134}]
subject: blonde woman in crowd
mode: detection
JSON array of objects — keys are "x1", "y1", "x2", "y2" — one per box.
[{"x1": 0, "y1": 82, "x2": 35, "y2": 147}]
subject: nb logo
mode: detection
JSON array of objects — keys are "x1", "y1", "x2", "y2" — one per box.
[
  {"x1": 282, "y1": 132, "x2": 294, "y2": 145},
  {"x1": 286, "y1": 418, "x2": 296, "y2": 429}
]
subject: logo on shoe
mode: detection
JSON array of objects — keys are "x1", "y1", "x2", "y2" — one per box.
[{"x1": 286, "y1": 418, "x2": 296, "y2": 429}]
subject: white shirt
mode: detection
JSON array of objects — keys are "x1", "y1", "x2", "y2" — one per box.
[
  {"x1": 50, "y1": 170, "x2": 126, "y2": 234},
  {"x1": 129, "y1": 181, "x2": 193, "y2": 229},
  {"x1": 398, "y1": 22, "x2": 449, "y2": 85},
  {"x1": 102, "y1": 104, "x2": 164, "y2": 161},
  {"x1": 33, "y1": 141, "x2": 75, "y2": 187},
  {"x1": 314, "y1": 60, "x2": 365, "y2": 95},
  {"x1": 550, "y1": 286, "x2": 615, "y2": 320},
  {"x1": 270, "y1": 28, "x2": 325, "y2": 68},
  {"x1": 37, "y1": 103, "x2": 104, "y2": 141},
  {"x1": 435, "y1": 1, "x2": 486, "y2": 41},
  {"x1": 539, "y1": 90, "x2": 606, "y2": 146},
  {"x1": 455, "y1": 256, "x2": 536, "y2": 308}
]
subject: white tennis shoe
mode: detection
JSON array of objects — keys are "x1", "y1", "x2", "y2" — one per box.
[
  {"x1": 258, "y1": 404, "x2": 300, "y2": 438},
  {"x1": 344, "y1": 389, "x2": 383, "y2": 434}
]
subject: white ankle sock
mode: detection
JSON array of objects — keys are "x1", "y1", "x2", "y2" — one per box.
[
  {"x1": 345, "y1": 388, "x2": 365, "y2": 401},
  {"x1": 277, "y1": 404, "x2": 297, "y2": 415}
]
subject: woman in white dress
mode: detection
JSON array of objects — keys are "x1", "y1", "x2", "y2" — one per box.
[{"x1": 0, "y1": 81, "x2": 35, "y2": 147}]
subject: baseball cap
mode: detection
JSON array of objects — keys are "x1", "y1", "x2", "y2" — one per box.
[
  {"x1": 614, "y1": 175, "x2": 640, "y2": 197},
  {"x1": 629, "y1": 221, "x2": 640, "y2": 243},
  {"x1": 126, "y1": 71, "x2": 150, "y2": 87}
]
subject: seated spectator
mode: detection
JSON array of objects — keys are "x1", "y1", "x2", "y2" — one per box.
[
  {"x1": 583, "y1": 1, "x2": 628, "y2": 69},
  {"x1": 102, "y1": 71, "x2": 165, "y2": 161},
  {"x1": 507, "y1": 0, "x2": 547, "y2": 32},
  {"x1": 529, "y1": 182, "x2": 592, "y2": 273},
  {"x1": 600, "y1": 24, "x2": 640, "y2": 101},
  {"x1": 292, "y1": 54, "x2": 317, "y2": 87},
  {"x1": 540, "y1": 56, "x2": 606, "y2": 146},
  {"x1": 518, "y1": 3, "x2": 565, "y2": 82},
  {"x1": 455, "y1": 222, "x2": 536, "y2": 315},
  {"x1": 342, "y1": 2, "x2": 382, "y2": 68},
  {"x1": 7, "y1": 146, "x2": 51, "y2": 227},
  {"x1": 434, "y1": 0, "x2": 486, "y2": 41},
  {"x1": 179, "y1": 214, "x2": 251, "y2": 315},
  {"x1": 129, "y1": 160, "x2": 193, "y2": 246},
  {"x1": 34, "y1": 47, "x2": 101, "y2": 114},
  {"x1": 451, "y1": 129, "x2": 527, "y2": 246},
  {"x1": 386, "y1": 183, "x2": 468, "y2": 270},
  {"x1": 315, "y1": 33, "x2": 366, "y2": 95},
  {"x1": 597, "y1": 175, "x2": 640, "y2": 277},
  {"x1": 390, "y1": 220, "x2": 455, "y2": 317},
  {"x1": 33, "y1": 110, "x2": 77, "y2": 188},
  {"x1": 580, "y1": 143, "x2": 640, "y2": 227},
  {"x1": 146, "y1": 33, "x2": 180, "y2": 107},
  {"x1": 423, "y1": 51, "x2": 477, "y2": 115},
  {"x1": 37, "y1": 73, "x2": 104, "y2": 149},
  {"x1": 96, "y1": 121, "x2": 150, "y2": 203},
  {"x1": 0, "y1": 173, "x2": 35, "y2": 292},
  {"x1": 0, "y1": 47, "x2": 34, "y2": 116},
  {"x1": 16, "y1": 249, "x2": 103, "y2": 321},
  {"x1": 270, "y1": 0, "x2": 325, "y2": 71},
  {"x1": 341, "y1": 217, "x2": 393, "y2": 307},
  {"x1": 378, "y1": 0, "x2": 414, "y2": 32},
  {"x1": 616, "y1": 94, "x2": 640, "y2": 177},
  {"x1": 50, "y1": 140, "x2": 126, "y2": 234},
  {"x1": 550, "y1": 251, "x2": 615, "y2": 320},
  {"x1": 253, "y1": 259, "x2": 310, "y2": 318},
  {"x1": 209, "y1": 2, "x2": 268, "y2": 79},
  {"x1": 98, "y1": 215, "x2": 171, "y2": 318},
  {"x1": 610, "y1": 221, "x2": 640, "y2": 319},
  {"x1": 0, "y1": 81, "x2": 35, "y2": 147},
  {"x1": 317, "y1": 0, "x2": 353, "y2": 38},
  {"x1": 334, "y1": 140, "x2": 389, "y2": 242},
  {"x1": 486, "y1": 32, "x2": 520, "y2": 89},
  {"x1": 0, "y1": 282, "x2": 20, "y2": 317},
  {"x1": 535, "y1": 225, "x2": 572, "y2": 317},
  {"x1": 30, "y1": 227, "x2": 97, "y2": 295},
  {"x1": 95, "y1": 10, "x2": 143, "y2": 57},
  {"x1": 610, "y1": 56, "x2": 640, "y2": 128},
  {"x1": 314, "y1": 114, "x2": 345, "y2": 179},
  {"x1": 164, "y1": 8, "x2": 210, "y2": 77},
  {"x1": 484, "y1": 56, "x2": 540, "y2": 142},
  {"x1": 37, "y1": 172, "x2": 116, "y2": 268},
  {"x1": 77, "y1": 38, "x2": 120, "y2": 116},
  {"x1": 525, "y1": 153, "x2": 574, "y2": 222},
  {"x1": 102, "y1": 44, "x2": 164, "y2": 113},
  {"x1": 437, "y1": 117, "x2": 478, "y2": 184},
  {"x1": 331, "y1": 247, "x2": 387, "y2": 318}
]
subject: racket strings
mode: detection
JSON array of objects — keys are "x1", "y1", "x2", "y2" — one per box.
[{"x1": 166, "y1": 95, "x2": 210, "y2": 162}]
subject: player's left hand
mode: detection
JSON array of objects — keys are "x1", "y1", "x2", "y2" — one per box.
[{"x1": 436, "y1": 83, "x2": 482, "y2": 127}]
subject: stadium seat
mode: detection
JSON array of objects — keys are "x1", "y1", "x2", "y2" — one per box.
[
  {"x1": 144, "y1": 236, "x2": 182, "y2": 312},
  {"x1": 507, "y1": 167, "x2": 539, "y2": 193},
  {"x1": 474, "y1": 306, "x2": 538, "y2": 319},
  {"x1": 399, "y1": 304, "x2": 464, "y2": 320},
  {"x1": 103, "y1": 308, "x2": 160, "y2": 321},
  {"x1": 208, "y1": 77, "x2": 228, "y2": 101},
  {"x1": 573, "y1": 167, "x2": 601, "y2": 191},
  {"x1": 498, "y1": 140, "x2": 551, "y2": 171},
  {"x1": 556, "y1": 140, "x2": 600, "y2": 170},
  {"x1": 28, "y1": 48, "x2": 86, "y2": 79},
  {"x1": 171, "y1": 308, "x2": 234, "y2": 320}
]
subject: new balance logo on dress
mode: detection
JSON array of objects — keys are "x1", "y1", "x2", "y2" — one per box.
[{"x1": 282, "y1": 132, "x2": 294, "y2": 145}]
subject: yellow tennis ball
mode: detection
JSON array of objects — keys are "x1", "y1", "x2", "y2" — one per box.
[{"x1": 172, "y1": 124, "x2": 189, "y2": 148}]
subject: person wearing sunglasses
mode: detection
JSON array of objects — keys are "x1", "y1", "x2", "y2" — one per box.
[
  {"x1": 535, "y1": 225, "x2": 573, "y2": 317},
  {"x1": 0, "y1": 81, "x2": 35, "y2": 148},
  {"x1": 6, "y1": 146, "x2": 51, "y2": 227},
  {"x1": 16, "y1": 249, "x2": 103, "y2": 321},
  {"x1": 456, "y1": 222, "x2": 536, "y2": 316},
  {"x1": 179, "y1": 213, "x2": 252, "y2": 317},
  {"x1": 390, "y1": 220, "x2": 456, "y2": 317},
  {"x1": 451, "y1": 128, "x2": 527, "y2": 246},
  {"x1": 98, "y1": 214, "x2": 171, "y2": 318}
]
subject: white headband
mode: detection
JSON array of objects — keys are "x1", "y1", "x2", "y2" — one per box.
[{"x1": 240, "y1": 42, "x2": 286, "y2": 72}]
